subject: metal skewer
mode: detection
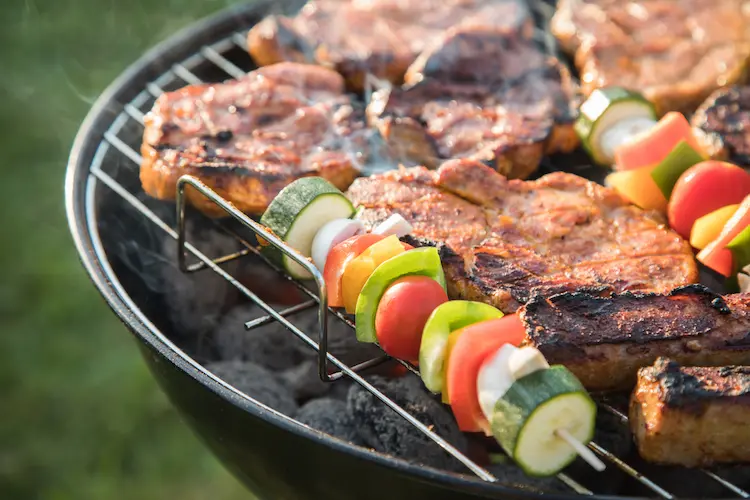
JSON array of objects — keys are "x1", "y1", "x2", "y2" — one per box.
[{"x1": 555, "y1": 429, "x2": 606, "y2": 472}]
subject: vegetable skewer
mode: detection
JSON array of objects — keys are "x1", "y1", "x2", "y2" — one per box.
[{"x1": 259, "y1": 175, "x2": 604, "y2": 479}]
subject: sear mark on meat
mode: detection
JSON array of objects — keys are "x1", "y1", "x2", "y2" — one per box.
[
  {"x1": 692, "y1": 85, "x2": 750, "y2": 167},
  {"x1": 247, "y1": 0, "x2": 534, "y2": 91},
  {"x1": 520, "y1": 285, "x2": 750, "y2": 391},
  {"x1": 367, "y1": 26, "x2": 580, "y2": 180},
  {"x1": 140, "y1": 62, "x2": 371, "y2": 217},
  {"x1": 552, "y1": 0, "x2": 750, "y2": 115},
  {"x1": 348, "y1": 159, "x2": 697, "y2": 316}
]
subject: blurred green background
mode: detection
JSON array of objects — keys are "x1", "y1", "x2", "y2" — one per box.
[{"x1": 1, "y1": 1, "x2": 252, "y2": 498}]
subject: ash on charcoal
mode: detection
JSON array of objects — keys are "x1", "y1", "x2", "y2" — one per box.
[
  {"x1": 213, "y1": 304, "x2": 309, "y2": 371},
  {"x1": 160, "y1": 220, "x2": 240, "y2": 342},
  {"x1": 347, "y1": 375, "x2": 467, "y2": 471},
  {"x1": 487, "y1": 462, "x2": 570, "y2": 494},
  {"x1": 205, "y1": 360, "x2": 298, "y2": 416},
  {"x1": 295, "y1": 398, "x2": 364, "y2": 445}
]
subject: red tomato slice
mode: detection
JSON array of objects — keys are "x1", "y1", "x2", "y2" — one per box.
[
  {"x1": 667, "y1": 161, "x2": 750, "y2": 240},
  {"x1": 697, "y1": 195, "x2": 750, "y2": 276},
  {"x1": 323, "y1": 234, "x2": 413, "y2": 307},
  {"x1": 323, "y1": 233, "x2": 385, "y2": 307},
  {"x1": 375, "y1": 276, "x2": 448, "y2": 360},
  {"x1": 446, "y1": 314, "x2": 526, "y2": 434},
  {"x1": 614, "y1": 112, "x2": 703, "y2": 171}
]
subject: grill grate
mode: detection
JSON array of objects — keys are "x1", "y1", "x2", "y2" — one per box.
[{"x1": 81, "y1": 1, "x2": 750, "y2": 498}]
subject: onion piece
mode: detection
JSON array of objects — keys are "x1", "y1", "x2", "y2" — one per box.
[
  {"x1": 311, "y1": 219, "x2": 365, "y2": 271},
  {"x1": 508, "y1": 346, "x2": 550, "y2": 381},
  {"x1": 599, "y1": 116, "x2": 657, "y2": 164},
  {"x1": 477, "y1": 344, "x2": 519, "y2": 422},
  {"x1": 372, "y1": 213, "x2": 413, "y2": 238}
]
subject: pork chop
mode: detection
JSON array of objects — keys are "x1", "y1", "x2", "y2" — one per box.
[
  {"x1": 347, "y1": 159, "x2": 698, "y2": 313},
  {"x1": 367, "y1": 27, "x2": 579, "y2": 179},
  {"x1": 692, "y1": 85, "x2": 750, "y2": 166},
  {"x1": 551, "y1": 0, "x2": 750, "y2": 115},
  {"x1": 247, "y1": 0, "x2": 533, "y2": 91},
  {"x1": 520, "y1": 285, "x2": 750, "y2": 391},
  {"x1": 140, "y1": 63, "x2": 368, "y2": 217},
  {"x1": 631, "y1": 357, "x2": 750, "y2": 467}
]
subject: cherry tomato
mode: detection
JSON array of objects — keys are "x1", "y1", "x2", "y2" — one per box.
[
  {"x1": 668, "y1": 161, "x2": 750, "y2": 240},
  {"x1": 375, "y1": 276, "x2": 448, "y2": 360},
  {"x1": 445, "y1": 314, "x2": 526, "y2": 434}
]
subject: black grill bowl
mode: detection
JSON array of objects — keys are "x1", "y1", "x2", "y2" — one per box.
[
  {"x1": 64, "y1": 2, "x2": 746, "y2": 500},
  {"x1": 65, "y1": 3, "x2": 592, "y2": 499}
]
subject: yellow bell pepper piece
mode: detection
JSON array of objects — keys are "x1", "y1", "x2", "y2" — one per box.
[
  {"x1": 690, "y1": 204, "x2": 740, "y2": 250},
  {"x1": 605, "y1": 163, "x2": 668, "y2": 213},
  {"x1": 341, "y1": 235, "x2": 405, "y2": 313}
]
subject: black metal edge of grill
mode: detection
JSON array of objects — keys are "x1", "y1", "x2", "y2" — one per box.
[{"x1": 63, "y1": 1, "x2": 749, "y2": 499}]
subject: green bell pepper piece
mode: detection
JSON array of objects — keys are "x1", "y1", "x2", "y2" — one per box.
[
  {"x1": 727, "y1": 224, "x2": 750, "y2": 274},
  {"x1": 650, "y1": 140, "x2": 704, "y2": 198},
  {"x1": 418, "y1": 301, "x2": 504, "y2": 393}
]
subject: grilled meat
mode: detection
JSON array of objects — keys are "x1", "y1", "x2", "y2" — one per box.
[
  {"x1": 368, "y1": 27, "x2": 579, "y2": 179},
  {"x1": 348, "y1": 159, "x2": 697, "y2": 313},
  {"x1": 692, "y1": 85, "x2": 750, "y2": 166},
  {"x1": 552, "y1": 0, "x2": 750, "y2": 115},
  {"x1": 140, "y1": 63, "x2": 367, "y2": 217},
  {"x1": 247, "y1": 0, "x2": 533, "y2": 91},
  {"x1": 630, "y1": 357, "x2": 750, "y2": 467},
  {"x1": 520, "y1": 285, "x2": 750, "y2": 392}
]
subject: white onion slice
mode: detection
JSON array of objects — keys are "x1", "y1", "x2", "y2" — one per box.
[
  {"x1": 311, "y1": 219, "x2": 365, "y2": 271},
  {"x1": 507, "y1": 346, "x2": 550, "y2": 381},
  {"x1": 599, "y1": 116, "x2": 658, "y2": 163},
  {"x1": 372, "y1": 213, "x2": 413, "y2": 238},
  {"x1": 477, "y1": 344, "x2": 519, "y2": 422}
]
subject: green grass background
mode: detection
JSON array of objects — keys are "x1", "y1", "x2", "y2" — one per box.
[{"x1": 1, "y1": 1, "x2": 253, "y2": 498}]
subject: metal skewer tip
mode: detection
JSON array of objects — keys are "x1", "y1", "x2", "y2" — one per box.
[{"x1": 555, "y1": 428, "x2": 606, "y2": 472}]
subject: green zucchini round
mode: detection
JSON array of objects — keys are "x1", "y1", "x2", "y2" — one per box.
[
  {"x1": 260, "y1": 177, "x2": 354, "y2": 279},
  {"x1": 491, "y1": 366, "x2": 596, "y2": 477}
]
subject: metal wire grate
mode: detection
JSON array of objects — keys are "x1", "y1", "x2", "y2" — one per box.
[{"x1": 80, "y1": 1, "x2": 750, "y2": 498}]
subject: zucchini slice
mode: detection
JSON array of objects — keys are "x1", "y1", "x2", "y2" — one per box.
[
  {"x1": 575, "y1": 87, "x2": 657, "y2": 165},
  {"x1": 491, "y1": 366, "x2": 596, "y2": 477},
  {"x1": 260, "y1": 177, "x2": 354, "y2": 279}
]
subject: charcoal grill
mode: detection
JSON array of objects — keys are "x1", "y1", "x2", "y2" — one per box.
[{"x1": 65, "y1": 1, "x2": 750, "y2": 498}]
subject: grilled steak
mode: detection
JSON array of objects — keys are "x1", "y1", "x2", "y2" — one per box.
[
  {"x1": 140, "y1": 63, "x2": 368, "y2": 217},
  {"x1": 247, "y1": 0, "x2": 533, "y2": 91},
  {"x1": 692, "y1": 85, "x2": 750, "y2": 166},
  {"x1": 347, "y1": 159, "x2": 697, "y2": 313},
  {"x1": 630, "y1": 357, "x2": 750, "y2": 467},
  {"x1": 552, "y1": 0, "x2": 750, "y2": 115},
  {"x1": 520, "y1": 285, "x2": 750, "y2": 392},
  {"x1": 367, "y1": 27, "x2": 579, "y2": 179}
]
